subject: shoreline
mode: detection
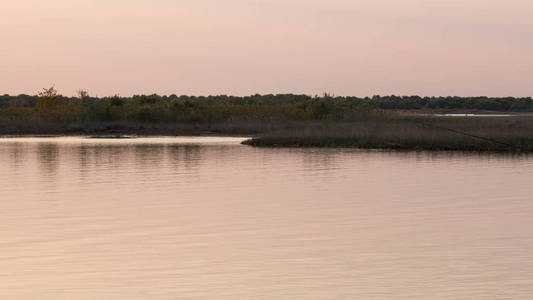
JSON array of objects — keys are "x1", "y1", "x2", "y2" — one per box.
[
  {"x1": 241, "y1": 137, "x2": 529, "y2": 153},
  {"x1": 1, "y1": 133, "x2": 531, "y2": 153},
  {"x1": 3, "y1": 114, "x2": 533, "y2": 153},
  {"x1": 1, "y1": 133, "x2": 529, "y2": 153}
]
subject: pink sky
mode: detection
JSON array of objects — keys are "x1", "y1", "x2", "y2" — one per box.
[{"x1": 2, "y1": 0, "x2": 532, "y2": 97}]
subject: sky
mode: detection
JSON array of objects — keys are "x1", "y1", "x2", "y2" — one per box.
[{"x1": 1, "y1": 0, "x2": 532, "y2": 97}]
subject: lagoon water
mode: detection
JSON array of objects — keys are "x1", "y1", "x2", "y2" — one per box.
[{"x1": 1, "y1": 137, "x2": 532, "y2": 299}]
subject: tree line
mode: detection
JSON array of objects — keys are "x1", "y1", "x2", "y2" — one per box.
[{"x1": 1, "y1": 88, "x2": 532, "y2": 127}]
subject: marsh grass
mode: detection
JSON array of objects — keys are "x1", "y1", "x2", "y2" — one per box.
[{"x1": 242, "y1": 116, "x2": 533, "y2": 152}]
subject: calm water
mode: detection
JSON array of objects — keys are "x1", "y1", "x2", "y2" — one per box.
[{"x1": 1, "y1": 137, "x2": 532, "y2": 299}]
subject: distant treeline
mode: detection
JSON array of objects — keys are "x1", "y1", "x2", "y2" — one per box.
[
  {"x1": 3, "y1": 92, "x2": 533, "y2": 113},
  {"x1": 1, "y1": 88, "x2": 532, "y2": 134}
]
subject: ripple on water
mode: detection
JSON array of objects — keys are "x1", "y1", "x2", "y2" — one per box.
[{"x1": 0, "y1": 137, "x2": 532, "y2": 299}]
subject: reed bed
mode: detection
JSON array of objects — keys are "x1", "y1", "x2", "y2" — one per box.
[{"x1": 242, "y1": 116, "x2": 533, "y2": 152}]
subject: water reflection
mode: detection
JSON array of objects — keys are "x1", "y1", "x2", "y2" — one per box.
[
  {"x1": 6, "y1": 142, "x2": 27, "y2": 170},
  {"x1": 133, "y1": 144, "x2": 166, "y2": 169},
  {"x1": 71, "y1": 144, "x2": 207, "y2": 177},
  {"x1": 37, "y1": 143, "x2": 59, "y2": 179},
  {"x1": 0, "y1": 137, "x2": 532, "y2": 299},
  {"x1": 166, "y1": 145, "x2": 204, "y2": 173}
]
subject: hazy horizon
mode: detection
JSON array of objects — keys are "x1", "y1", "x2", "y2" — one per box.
[{"x1": 3, "y1": 0, "x2": 533, "y2": 97}]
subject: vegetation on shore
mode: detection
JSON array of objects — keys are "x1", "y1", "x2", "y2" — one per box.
[
  {"x1": 0, "y1": 88, "x2": 380, "y2": 135},
  {"x1": 242, "y1": 116, "x2": 533, "y2": 152},
  {"x1": 2, "y1": 87, "x2": 533, "y2": 152}
]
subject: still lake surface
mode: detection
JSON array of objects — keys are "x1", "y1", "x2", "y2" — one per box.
[{"x1": 1, "y1": 137, "x2": 532, "y2": 299}]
